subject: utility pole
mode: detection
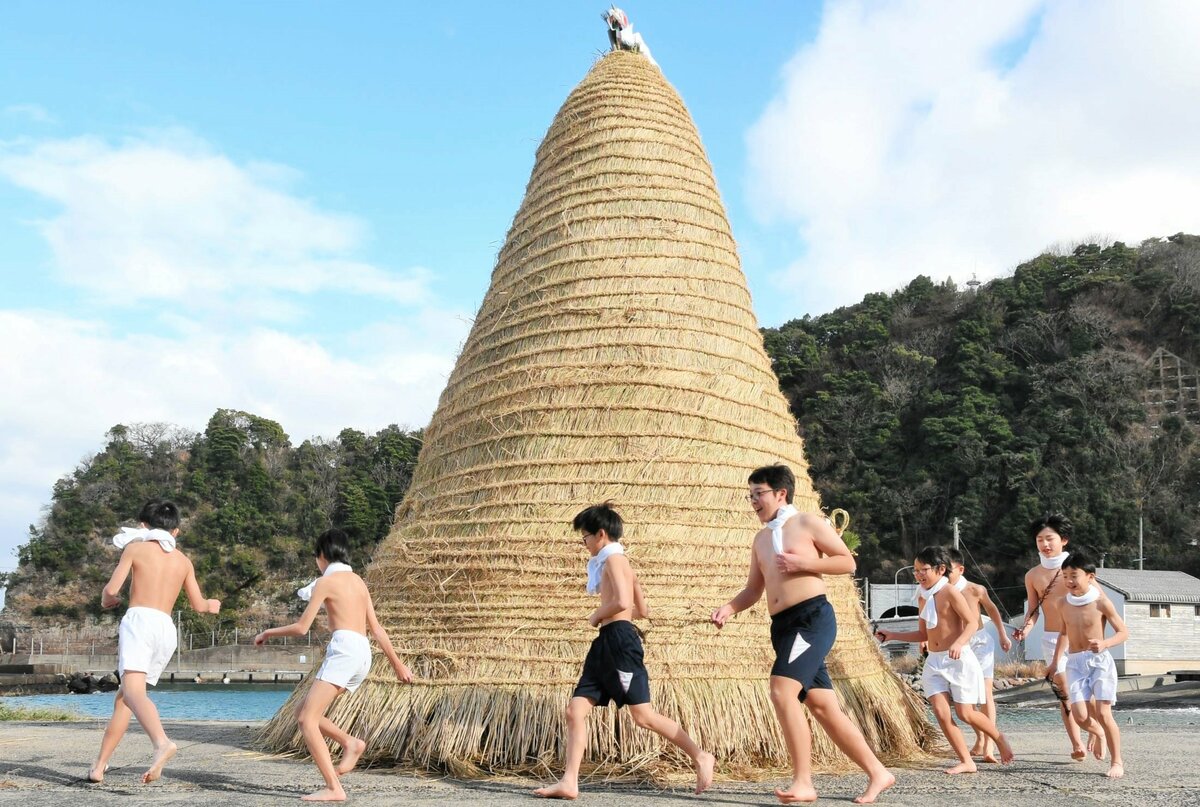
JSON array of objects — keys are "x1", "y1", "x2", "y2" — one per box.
[
  {"x1": 1139, "y1": 512, "x2": 1144, "y2": 571},
  {"x1": 953, "y1": 517, "x2": 961, "y2": 550}
]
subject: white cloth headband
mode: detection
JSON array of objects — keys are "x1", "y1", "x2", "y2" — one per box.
[
  {"x1": 112, "y1": 526, "x2": 175, "y2": 553},
  {"x1": 586, "y1": 542, "x2": 624, "y2": 595},
  {"x1": 297, "y1": 562, "x2": 353, "y2": 601}
]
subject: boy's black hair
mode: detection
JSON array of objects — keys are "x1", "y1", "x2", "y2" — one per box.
[
  {"x1": 747, "y1": 464, "x2": 796, "y2": 504},
  {"x1": 315, "y1": 528, "x2": 352, "y2": 565},
  {"x1": 1028, "y1": 512, "x2": 1072, "y2": 541},
  {"x1": 138, "y1": 499, "x2": 180, "y2": 531},
  {"x1": 915, "y1": 545, "x2": 951, "y2": 574},
  {"x1": 947, "y1": 547, "x2": 964, "y2": 568},
  {"x1": 572, "y1": 502, "x2": 624, "y2": 541},
  {"x1": 1062, "y1": 549, "x2": 1096, "y2": 576}
]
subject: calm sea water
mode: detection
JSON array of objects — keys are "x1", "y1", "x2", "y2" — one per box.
[
  {"x1": 3, "y1": 683, "x2": 294, "y2": 721},
  {"x1": 5, "y1": 686, "x2": 1199, "y2": 727}
]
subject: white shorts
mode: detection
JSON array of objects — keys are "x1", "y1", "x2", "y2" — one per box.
[
  {"x1": 923, "y1": 649, "x2": 985, "y2": 705},
  {"x1": 316, "y1": 630, "x2": 372, "y2": 693},
  {"x1": 1066, "y1": 649, "x2": 1118, "y2": 704},
  {"x1": 969, "y1": 629, "x2": 996, "y2": 679},
  {"x1": 1042, "y1": 631, "x2": 1068, "y2": 675},
  {"x1": 118, "y1": 607, "x2": 177, "y2": 687}
]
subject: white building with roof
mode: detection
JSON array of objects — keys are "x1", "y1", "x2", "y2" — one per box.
[{"x1": 1019, "y1": 568, "x2": 1200, "y2": 675}]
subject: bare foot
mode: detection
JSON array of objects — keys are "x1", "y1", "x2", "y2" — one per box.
[
  {"x1": 977, "y1": 753, "x2": 999, "y2": 764},
  {"x1": 945, "y1": 761, "x2": 977, "y2": 775},
  {"x1": 533, "y1": 781, "x2": 579, "y2": 800},
  {"x1": 1071, "y1": 748, "x2": 1086, "y2": 761},
  {"x1": 87, "y1": 763, "x2": 108, "y2": 783},
  {"x1": 335, "y1": 737, "x2": 366, "y2": 776},
  {"x1": 141, "y1": 741, "x2": 177, "y2": 784},
  {"x1": 1089, "y1": 732, "x2": 1106, "y2": 761},
  {"x1": 693, "y1": 751, "x2": 715, "y2": 794},
  {"x1": 1106, "y1": 762, "x2": 1125, "y2": 779},
  {"x1": 853, "y1": 769, "x2": 896, "y2": 804},
  {"x1": 301, "y1": 787, "x2": 347, "y2": 802},
  {"x1": 996, "y1": 733, "x2": 1015, "y2": 765},
  {"x1": 775, "y1": 782, "x2": 818, "y2": 803}
]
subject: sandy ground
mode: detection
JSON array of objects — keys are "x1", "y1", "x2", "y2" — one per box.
[{"x1": 1, "y1": 720, "x2": 1198, "y2": 806}]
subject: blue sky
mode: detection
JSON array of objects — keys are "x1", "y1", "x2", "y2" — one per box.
[{"x1": 2, "y1": 1, "x2": 1199, "y2": 596}]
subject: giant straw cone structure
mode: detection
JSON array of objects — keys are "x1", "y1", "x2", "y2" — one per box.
[{"x1": 263, "y1": 50, "x2": 933, "y2": 776}]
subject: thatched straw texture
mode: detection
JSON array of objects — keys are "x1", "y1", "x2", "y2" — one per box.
[{"x1": 261, "y1": 50, "x2": 934, "y2": 778}]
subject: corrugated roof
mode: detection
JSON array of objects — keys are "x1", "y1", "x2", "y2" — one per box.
[{"x1": 1097, "y1": 568, "x2": 1200, "y2": 604}]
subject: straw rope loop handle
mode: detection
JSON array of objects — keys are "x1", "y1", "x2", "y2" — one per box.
[{"x1": 829, "y1": 508, "x2": 851, "y2": 535}]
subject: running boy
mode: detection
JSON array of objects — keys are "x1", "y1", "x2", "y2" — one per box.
[
  {"x1": 535, "y1": 503, "x2": 715, "y2": 800},
  {"x1": 90, "y1": 500, "x2": 221, "y2": 785},
  {"x1": 946, "y1": 547, "x2": 1012, "y2": 762},
  {"x1": 255, "y1": 528, "x2": 414, "y2": 802},
  {"x1": 1048, "y1": 550, "x2": 1128, "y2": 778},
  {"x1": 711, "y1": 465, "x2": 894, "y2": 804},
  {"x1": 877, "y1": 546, "x2": 1013, "y2": 774},
  {"x1": 1012, "y1": 513, "x2": 1089, "y2": 760}
]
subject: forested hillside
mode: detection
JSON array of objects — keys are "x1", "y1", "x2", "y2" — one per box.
[
  {"x1": 4, "y1": 236, "x2": 1198, "y2": 624},
  {"x1": 763, "y1": 235, "x2": 1200, "y2": 610},
  {"x1": 2, "y1": 410, "x2": 420, "y2": 632}
]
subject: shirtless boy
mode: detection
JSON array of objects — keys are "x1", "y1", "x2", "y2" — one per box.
[
  {"x1": 1012, "y1": 513, "x2": 1090, "y2": 760},
  {"x1": 877, "y1": 546, "x2": 1013, "y2": 774},
  {"x1": 711, "y1": 465, "x2": 894, "y2": 804},
  {"x1": 1048, "y1": 550, "x2": 1128, "y2": 778},
  {"x1": 535, "y1": 503, "x2": 714, "y2": 800},
  {"x1": 946, "y1": 548, "x2": 1012, "y2": 762},
  {"x1": 90, "y1": 500, "x2": 221, "y2": 785},
  {"x1": 255, "y1": 528, "x2": 413, "y2": 802}
]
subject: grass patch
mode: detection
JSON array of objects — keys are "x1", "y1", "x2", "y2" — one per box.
[{"x1": 0, "y1": 702, "x2": 80, "y2": 721}]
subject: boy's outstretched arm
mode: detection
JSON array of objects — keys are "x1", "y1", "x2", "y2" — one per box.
[
  {"x1": 979, "y1": 587, "x2": 1012, "y2": 652},
  {"x1": 254, "y1": 587, "x2": 326, "y2": 644},
  {"x1": 711, "y1": 548, "x2": 764, "y2": 627},
  {"x1": 1094, "y1": 599, "x2": 1130, "y2": 652},
  {"x1": 182, "y1": 558, "x2": 221, "y2": 614},
  {"x1": 632, "y1": 572, "x2": 650, "y2": 619},
  {"x1": 101, "y1": 547, "x2": 135, "y2": 608},
  {"x1": 1012, "y1": 572, "x2": 1040, "y2": 640},
  {"x1": 366, "y1": 591, "x2": 414, "y2": 683},
  {"x1": 876, "y1": 598, "x2": 929, "y2": 644}
]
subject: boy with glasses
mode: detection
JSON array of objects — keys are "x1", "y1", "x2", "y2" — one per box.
[{"x1": 711, "y1": 465, "x2": 895, "y2": 804}]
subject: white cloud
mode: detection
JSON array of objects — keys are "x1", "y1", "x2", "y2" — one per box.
[
  {"x1": 3, "y1": 104, "x2": 54, "y2": 124},
  {"x1": 0, "y1": 309, "x2": 470, "y2": 574},
  {"x1": 747, "y1": 0, "x2": 1200, "y2": 310},
  {"x1": 0, "y1": 130, "x2": 478, "y2": 580},
  {"x1": 0, "y1": 132, "x2": 431, "y2": 305}
]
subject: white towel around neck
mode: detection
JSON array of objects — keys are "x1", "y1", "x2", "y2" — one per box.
[
  {"x1": 112, "y1": 526, "x2": 175, "y2": 553},
  {"x1": 767, "y1": 504, "x2": 799, "y2": 554},
  {"x1": 1040, "y1": 551, "x2": 1069, "y2": 570},
  {"x1": 297, "y1": 562, "x2": 353, "y2": 602},
  {"x1": 586, "y1": 542, "x2": 625, "y2": 595},
  {"x1": 918, "y1": 577, "x2": 949, "y2": 629},
  {"x1": 953, "y1": 576, "x2": 969, "y2": 592},
  {"x1": 1066, "y1": 586, "x2": 1100, "y2": 607}
]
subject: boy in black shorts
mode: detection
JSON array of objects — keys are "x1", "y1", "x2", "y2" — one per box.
[
  {"x1": 712, "y1": 465, "x2": 894, "y2": 804},
  {"x1": 535, "y1": 503, "x2": 715, "y2": 799}
]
